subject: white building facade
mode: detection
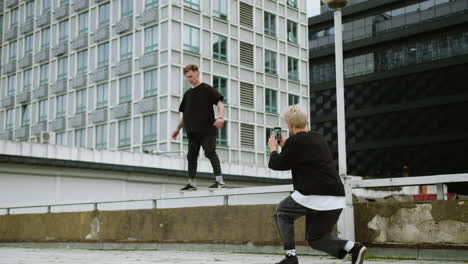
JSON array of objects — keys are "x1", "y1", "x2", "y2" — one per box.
[{"x1": 0, "y1": 0, "x2": 310, "y2": 168}]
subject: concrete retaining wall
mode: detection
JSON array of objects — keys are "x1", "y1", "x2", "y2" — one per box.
[
  {"x1": 0, "y1": 205, "x2": 308, "y2": 245},
  {"x1": 354, "y1": 200, "x2": 468, "y2": 245},
  {"x1": 1, "y1": 201, "x2": 466, "y2": 247}
]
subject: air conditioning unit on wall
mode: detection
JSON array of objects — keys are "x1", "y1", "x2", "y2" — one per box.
[{"x1": 38, "y1": 131, "x2": 53, "y2": 144}]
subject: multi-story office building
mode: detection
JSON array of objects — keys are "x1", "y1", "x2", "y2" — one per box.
[
  {"x1": 0, "y1": 0, "x2": 309, "y2": 168},
  {"x1": 309, "y1": 0, "x2": 468, "y2": 177}
]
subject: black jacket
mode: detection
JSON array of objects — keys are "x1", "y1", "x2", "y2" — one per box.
[{"x1": 268, "y1": 131, "x2": 345, "y2": 196}]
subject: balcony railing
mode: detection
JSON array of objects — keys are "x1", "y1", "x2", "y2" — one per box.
[
  {"x1": 113, "y1": 16, "x2": 133, "y2": 34},
  {"x1": 91, "y1": 67, "x2": 109, "y2": 83},
  {"x1": 112, "y1": 59, "x2": 132, "y2": 77},
  {"x1": 92, "y1": 26, "x2": 110, "y2": 43},
  {"x1": 36, "y1": 12, "x2": 51, "y2": 27},
  {"x1": 35, "y1": 49, "x2": 50, "y2": 63},
  {"x1": 54, "y1": 4, "x2": 70, "y2": 20},
  {"x1": 19, "y1": 54, "x2": 33, "y2": 69},
  {"x1": 71, "y1": 34, "x2": 88, "y2": 50}
]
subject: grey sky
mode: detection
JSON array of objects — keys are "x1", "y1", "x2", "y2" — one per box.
[{"x1": 307, "y1": 0, "x2": 321, "y2": 17}]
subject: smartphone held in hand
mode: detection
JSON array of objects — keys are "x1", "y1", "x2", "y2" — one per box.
[{"x1": 274, "y1": 127, "x2": 282, "y2": 143}]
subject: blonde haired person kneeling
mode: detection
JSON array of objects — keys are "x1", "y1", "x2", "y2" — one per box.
[{"x1": 268, "y1": 105, "x2": 367, "y2": 264}]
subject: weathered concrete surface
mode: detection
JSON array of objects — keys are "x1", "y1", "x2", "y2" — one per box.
[
  {"x1": 354, "y1": 200, "x2": 468, "y2": 244},
  {"x1": 1, "y1": 247, "x2": 466, "y2": 264},
  {"x1": 0, "y1": 205, "x2": 308, "y2": 246}
]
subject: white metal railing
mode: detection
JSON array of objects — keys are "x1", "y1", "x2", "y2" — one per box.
[{"x1": 0, "y1": 185, "x2": 293, "y2": 215}]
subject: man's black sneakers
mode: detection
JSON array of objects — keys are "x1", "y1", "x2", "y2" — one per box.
[
  {"x1": 350, "y1": 242, "x2": 367, "y2": 264},
  {"x1": 275, "y1": 255, "x2": 298, "y2": 264},
  {"x1": 208, "y1": 181, "x2": 226, "y2": 189},
  {"x1": 180, "y1": 183, "x2": 197, "y2": 191}
]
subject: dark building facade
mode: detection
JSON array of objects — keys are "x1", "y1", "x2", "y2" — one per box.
[{"x1": 308, "y1": 0, "x2": 468, "y2": 178}]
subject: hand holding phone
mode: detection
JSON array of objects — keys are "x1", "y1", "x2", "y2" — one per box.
[{"x1": 274, "y1": 127, "x2": 282, "y2": 144}]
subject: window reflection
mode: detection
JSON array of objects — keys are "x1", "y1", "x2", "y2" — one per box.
[
  {"x1": 311, "y1": 0, "x2": 468, "y2": 48},
  {"x1": 311, "y1": 32, "x2": 468, "y2": 84}
]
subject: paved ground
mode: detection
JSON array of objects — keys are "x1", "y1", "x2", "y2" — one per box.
[{"x1": 0, "y1": 247, "x2": 467, "y2": 264}]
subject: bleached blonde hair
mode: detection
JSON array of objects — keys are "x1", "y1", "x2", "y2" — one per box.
[{"x1": 281, "y1": 105, "x2": 308, "y2": 129}]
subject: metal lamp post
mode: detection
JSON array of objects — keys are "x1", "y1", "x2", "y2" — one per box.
[
  {"x1": 321, "y1": 0, "x2": 354, "y2": 241},
  {"x1": 322, "y1": 0, "x2": 348, "y2": 177}
]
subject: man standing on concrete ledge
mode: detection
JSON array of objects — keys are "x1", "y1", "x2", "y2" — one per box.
[
  {"x1": 268, "y1": 105, "x2": 367, "y2": 264},
  {"x1": 171, "y1": 64, "x2": 225, "y2": 191}
]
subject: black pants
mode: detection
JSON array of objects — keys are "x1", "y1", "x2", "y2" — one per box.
[
  {"x1": 274, "y1": 196, "x2": 349, "y2": 259},
  {"x1": 187, "y1": 133, "x2": 222, "y2": 179}
]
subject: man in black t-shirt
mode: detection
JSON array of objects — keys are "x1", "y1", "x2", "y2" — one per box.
[{"x1": 171, "y1": 64, "x2": 225, "y2": 191}]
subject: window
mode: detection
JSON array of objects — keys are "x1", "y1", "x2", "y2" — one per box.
[
  {"x1": 96, "y1": 124, "x2": 107, "y2": 149},
  {"x1": 265, "y1": 50, "x2": 277, "y2": 75},
  {"x1": 41, "y1": 28, "x2": 50, "y2": 49},
  {"x1": 0, "y1": 15, "x2": 3, "y2": 34},
  {"x1": 61, "y1": 0, "x2": 69, "y2": 5},
  {"x1": 24, "y1": 35, "x2": 33, "y2": 55},
  {"x1": 121, "y1": 0, "x2": 133, "y2": 17},
  {"x1": 77, "y1": 50, "x2": 87, "y2": 74},
  {"x1": 213, "y1": 76, "x2": 227, "y2": 103},
  {"x1": 213, "y1": 0, "x2": 227, "y2": 20},
  {"x1": 184, "y1": 0, "x2": 199, "y2": 10},
  {"x1": 213, "y1": 34, "x2": 228, "y2": 61},
  {"x1": 143, "y1": 114, "x2": 157, "y2": 143},
  {"x1": 118, "y1": 119, "x2": 131, "y2": 147},
  {"x1": 96, "y1": 83, "x2": 108, "y2": 109},
  {"x1": 25, "y1": 1, "x2": 34, "y2": 21},
  {"x1": 119, "y1": 77, "x2": 132, "y2": 103},
  {"x1": 23, "y1": 69, "x2": 32, "y2": 91},
  {"x1": 56, "y1": 95, "x2": 66, "y2": 118},
  {"x1": 217, "y1": 123, "x2": 228, "y2": 147},
  {"x1": 144, "y1": 26, "x2": 158, "y2": 53},
  {"x1": 288, "y1": 56, "x2": 299, "y2": 80},
  {"x1": 98, "y1": 3, "x2": 110, "y2": 26},
  {"x1": 287, "y1": 20, "x2": 298, "y2": 44},
  {"x1": 10, "y1": 8, "x2": 18, "y2": 27},
  {"x1": 9, "y1": 41, "x2": 17, "y2": 60},
  {"x1": 183, "y1": 78, "x2": 191, "y2": 94},
  {"x1": 97, "y1": 42, "x2": 109, "y2": 67},
  {"x1": 38, "y1": 100, "x2": 48, "y2": 122},
  {"x1": 7, "y1": 75, "x2": 16, "y2": 96},
  {"x1": 183, "y1": 25, "x2": 200, "y2": 54},
  {"x1": 120, "y1": 34, "x2": 132, "y2": 60},
  {"x1": 75, "y1": 128, "x2": 85, "y2": 148},
  {"x1": 76, "y1": 89, "x2": 86, "y2": 114},
  {"x1": 288, "y1": 94, "x2": 300, "y2": 106},
  {"x1": 145, "y1": 0, "x2": 159, "y2": 9},
  {"x1": 59, "y1": 20, "x2": 68, "y2": 41},
  {"x1": 55, "y1": 132, "x2": 65, "y2": 145},
  {"x1": 42, "y1": 0, "x2": 51, "y2": 13},
  {"x1": 57, "y1": 57, "x2": 68, "y2": 80},
  {"x1": 21, "y1": 104, "x2": 30, "y2": 126},
  {"x1": 265, "y1": 127, "x2": 273, "y2": 151},
  {"x1": 287, "y1": 0, "x2": 297, "y2": 8},
  {"x1": 78, "y1": 12, "x2": 88, "y2": 35},
  {"x1": 144, "y1": 70, "x2": 157, "y2": 97},
  {"x1": 6, "y1": 109, "x2": 14, "y2": 130},
  {"x1": 40, "y1": 63, "x2": 49, "y2": 85},
  {"x1": 265, "y1": 88, "x2": 277, "y2": 113},
  {"x1": 264, "y1": 12, "x2": 276, "y2": 37}
]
